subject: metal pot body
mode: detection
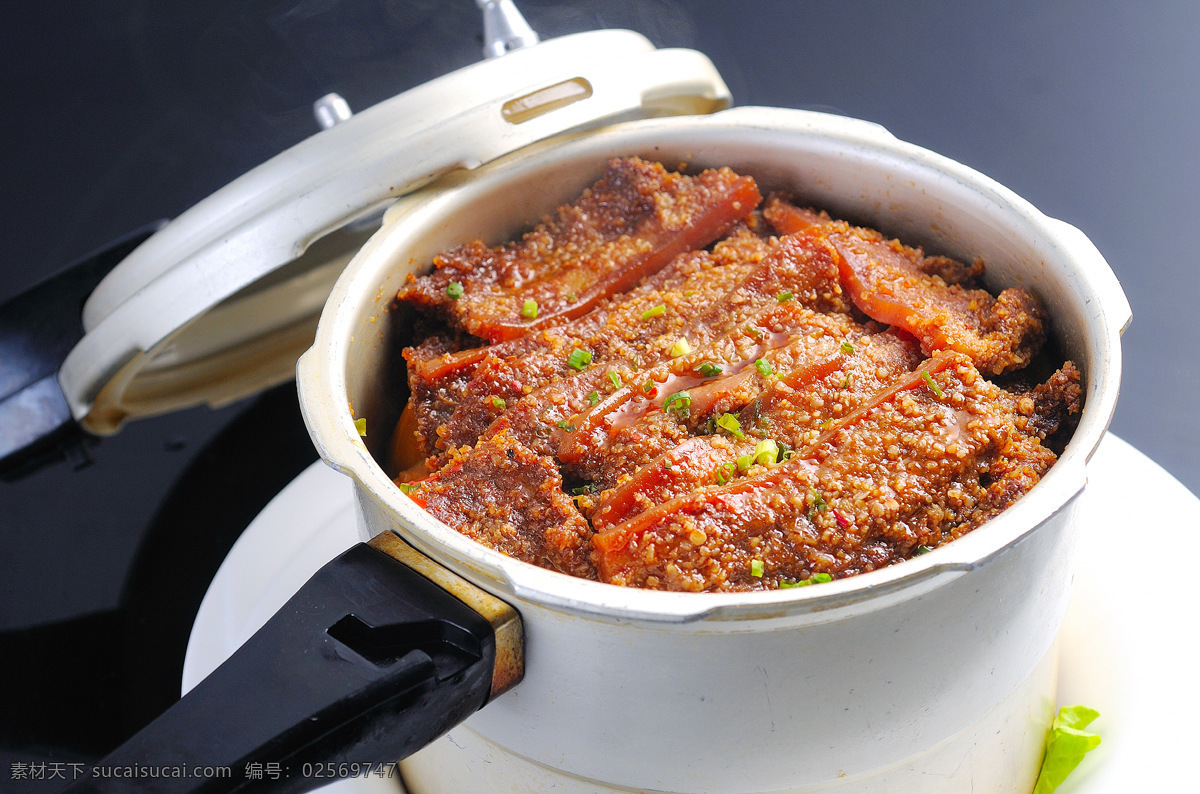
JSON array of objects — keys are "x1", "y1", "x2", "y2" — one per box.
[{"x1": 298, "y1": 107, "x2": 1128, "y2": 792}]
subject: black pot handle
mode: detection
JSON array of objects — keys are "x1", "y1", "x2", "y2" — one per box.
[
  {"x1": 63, "y1": 531, "x2": 523, "y2": 793},
  {"x1": 0, "y1": 222, "x2": 166, "y2": 480}
]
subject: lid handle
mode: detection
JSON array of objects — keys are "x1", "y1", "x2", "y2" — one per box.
[{"x1": 0, "y1": 223, "x2": 164, "y2": 480}]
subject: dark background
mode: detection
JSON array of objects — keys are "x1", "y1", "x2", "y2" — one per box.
[{"x1": 2, "y1": 0, "x2": 1197, "y2": 786}]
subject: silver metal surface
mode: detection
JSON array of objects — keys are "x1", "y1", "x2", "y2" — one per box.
[
  {"x1": 312, "y1": 93, "x2": 352, "y2": 130},
  {"x1": 476, "y1": 0, "x2": 539, "y2": 58}
]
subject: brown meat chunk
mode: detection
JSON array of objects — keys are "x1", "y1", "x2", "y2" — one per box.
[
  {"x1": 392, "y1": 162, "x2": 1080, "y2": 592},
  {"x1": 398, "y1": 424, "x2": 595, "y2": 579},
  {"x1": 426, "y1": 227, "x2": 773, "y2": 457},
  {"x1": 591, "y1": 353, "x2": 1063, "y2": 591},
  {"x1": 556, "y1": 302, "x2": 863, "y2": 490},
  {"x1": 587, "y1": 329, "x2": 923, "y2": 530},
  {"x1": 828, "y1": 228, "x2": 1046, "y2": 375},
  {"x1": 396, "y1": 157, "x2": 761, "y2": 343}
]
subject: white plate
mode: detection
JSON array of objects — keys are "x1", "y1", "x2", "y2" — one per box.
[{"x1": 183, "y1": 433, "x2": 1200, "y2": 792}]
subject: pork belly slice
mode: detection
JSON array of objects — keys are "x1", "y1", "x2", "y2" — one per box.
[
  {"x1": 427, "y1": 228, "x2": 773, "y2": 456},
  {"x1": 396, "y1": 157, "x2": 762, "y2": 344},
  {"x1": 762, "y1": 194, "x2": 832, "y2": 235},
  {"x1": 397, "y1": 423, "x2": 595, "y2": 579},
  {"x1": 476, "y1": 222, "x2": 852, "y2": 458},
  {"x1": 587, "y1": 329, "x2": 923, "y2": 530},
  {"x1": 555, "y1": 302, "x2": 862, "y2": 489},
  {"x1": 764, "y1": 195, "x2": 986, "y2": 287},
  {"x1": 827, "y1": 227, "x2": 1045, "y2": 375},
  {"x1": 590, "y1": 352, "x2": 1067, "y2": 592}
]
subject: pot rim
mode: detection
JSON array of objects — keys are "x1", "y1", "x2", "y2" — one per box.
[{"x1": 298, "y1": 106, "x2": 1129, "y2": 624}]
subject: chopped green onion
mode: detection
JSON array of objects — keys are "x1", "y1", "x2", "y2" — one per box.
[
  {"x1": 746, "y1": 325, "x2": 765, "y2": 340},
  {"x1": 914, "y1": 544, "x2": 933, "y2": 556},
  {"x1": 820, "y1": 418, "x2": 833, "y2": 430},
  {"x1": 840, "y1": 340, "x2": 855, "y2": 355},
  {"x1": 663, "y1": 391, "x2": 691, "y2": 418},
  {"x1": 566, "y1": 293, "x2": 578, "y2": 303},
  {"x1": 780, "y1": 571, "x2": 833, "y2": 588},
  {"x1": 354, "y1": 417, "x2": 367, "y2": 436},
  {"x1": 567, "y1": 349, "x2": 593, "y2": 371},
  {"x1": 555, "y1": 420, "x2": 577, "y2": 432},
  {"x1": 1033, "y1": 706, "x2": 1102, "y2": 794},
  {"x1": 446, "y1": 281, "x2": 464, "y2": 300},
  {"x1": 571, "y1": 484, "x2": 598, "y2": 496},
  {"x1": 642, "y1": 380, "x2": 656, "y2": 393},
  {"x1": 750, "y1": 559, "x2": 765, "y2": 578},
  {"x1": 670, "y1": 337, "x2": 692, "y2": 358},
  {"x1": 753, "y1": 439, "x2": 780, "y2": 466},
  {"x1": 808, "y1": 487, "x2": 828, "y2": 519},
  {"x1": 397, "y1": 482, "x2": 418, "y2": 494},
  {"x1": 587, "y1": 390, "x2": 600, "y2": 406},
  {"x1": 608, "y1": 372, "x2": 623, "y2": 389},
  {"x1": 696, "y1": 362, "x2": 723, "y2": 378},
  {"x1": 754, "y1": 358, "x2": 774, "y2": 377},
  {"x1": 715, "y1": 413, "x2": 745, "y2": 440},
  {"x1": 736, "y1": 454, "x2": 754, "y2": 473},
  {"x1": 521, "y1": 298, "x2": 538, "y2": 319},
  {"x1": 776, "y1": 291, "x2": 794, "y2": 302},
  {"x1": 714, "y1": 461, "x2": 737, "y2": 485},
  {"x1": 642, "y1": 304, "x2": 666, "y2": 320},
  {"x1": 491, "y1": 397, "x2": 506, "y2": 409},
  {"x1": 710, "y1": 417, "x2": 739, "y2": 441},
  {"x1": 921, "y1": 370, "x2": 945, "y2": 398},
  {"x1": 684, "y1": 290, "x2": 696, "y2": 297}
]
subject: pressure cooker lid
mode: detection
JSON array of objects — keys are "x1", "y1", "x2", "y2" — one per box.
[{"x1": 60, "y1": 26, "x2": 731, "y2": 435}]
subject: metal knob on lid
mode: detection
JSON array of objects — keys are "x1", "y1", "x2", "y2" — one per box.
[{"x1": 477, "y1": 0, "x2": 540, "y2": 58}]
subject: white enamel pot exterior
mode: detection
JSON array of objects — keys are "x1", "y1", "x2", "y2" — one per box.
[{"x1": 297, "y1": 107, "x2": 1130, "y2": 793}]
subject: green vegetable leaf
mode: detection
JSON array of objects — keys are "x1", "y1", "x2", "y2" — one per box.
[{"x1": 1032, "y1": 706, "x2": 1101, "y2": 794}]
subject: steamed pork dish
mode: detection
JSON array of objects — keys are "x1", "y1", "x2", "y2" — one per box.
[{"x1": 391, "y1": 158, "x2": 1080, "y2": 593}]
